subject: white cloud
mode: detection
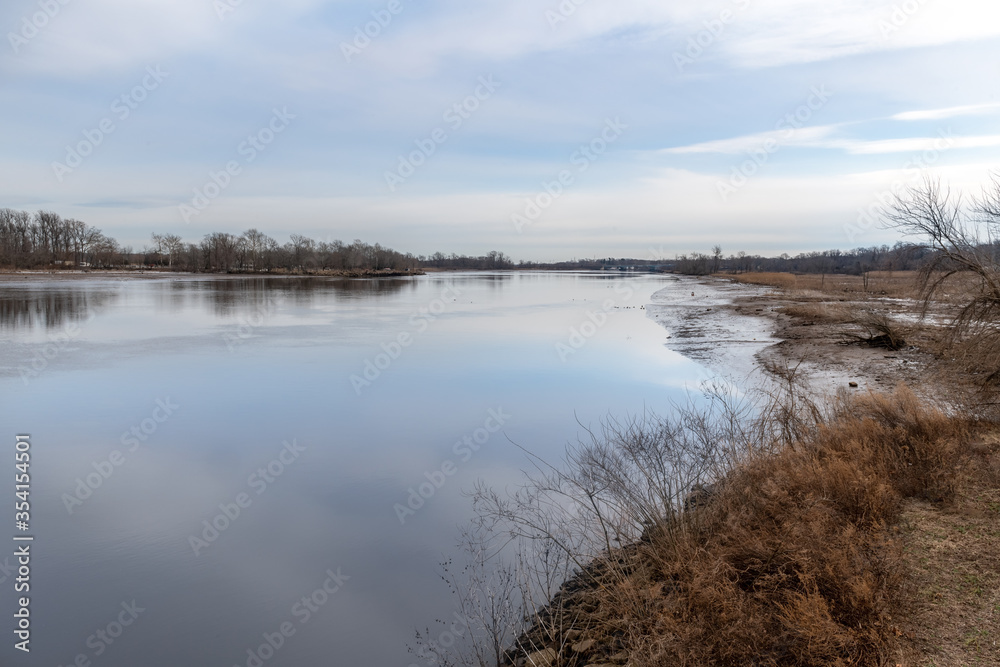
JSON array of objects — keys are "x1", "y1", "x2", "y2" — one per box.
[
  {"x1": 831, "y1": 135, "x2": 1000, "y2": 154},
  {"x1": 662, "y1": 126, "x2": 1000, "y2": 156},
  {"x1": 661, "y1": 125, "x2": 839, "y2": 154},
  {"x1": 891, "y1": 103, "x2": 1000, "y2": 121}
]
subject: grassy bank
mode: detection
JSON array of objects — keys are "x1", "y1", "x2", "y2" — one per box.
[{"x1": 483, "y1": 388, "x2": 995, "y2": 667}]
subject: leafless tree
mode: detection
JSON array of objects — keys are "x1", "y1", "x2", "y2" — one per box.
[{"x1": 881, "y1": 174, "x2": 1000, "y2": 386}]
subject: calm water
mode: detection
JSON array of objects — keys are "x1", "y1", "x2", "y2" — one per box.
[{"x1": 0, "y1": 271, "x2": 711, "y2": 667}]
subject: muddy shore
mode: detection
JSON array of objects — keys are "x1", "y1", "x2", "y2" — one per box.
[{"x1": 649, "y1": 274, "x2": 941, "y2": 400}]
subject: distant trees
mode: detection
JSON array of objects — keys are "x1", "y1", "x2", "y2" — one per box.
[
  {"x1": 189, "y1": 232, "x2": 422, "y2": 274},
  {"x1": 671, "y1": 244, "x2": 917, "y2": 281},
  {"x1": 0, "y1": 208, "x2": 124, "y2": 268},
  {"x1": 151, "y1": 233, "x2": 183, "y2": 267},
  {"x1": 0, "y1": 209, "x2": 429, "y2": 274},
  {"x1": 419, "y1": 250, "x2": 514, "y2": 270}
]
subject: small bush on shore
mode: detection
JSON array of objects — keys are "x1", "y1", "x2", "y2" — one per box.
[{"x1": 843, "y1": 307, "x2": 909, "y2": 351}]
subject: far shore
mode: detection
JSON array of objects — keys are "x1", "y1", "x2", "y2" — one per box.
[{"x1": 0, "y1": 268, "x2": 425, "y2": 280}]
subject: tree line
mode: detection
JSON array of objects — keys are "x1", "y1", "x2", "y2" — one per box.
[
  {"x1": 0, "y1": 206, "x2": 967, "y2": 278},
  {"x1": 0, "y1": 208, "x2": 514, "y2": 273},
  {"x1": 0, "y1": 209, "x2": 124, "y2": 269},
  {"x1": 670, "y1": 244, "x2": 933, "y2": 277}
]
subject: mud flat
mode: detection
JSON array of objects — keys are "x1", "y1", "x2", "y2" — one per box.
[
  {"x1": 647, "y1": 277, "x2": 777, "y2": 384},
  {"x1": 648, "y1": 275, "x2": 940, "y2": 400}
]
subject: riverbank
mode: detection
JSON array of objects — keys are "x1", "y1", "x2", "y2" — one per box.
[
  {"x1": 497, "y1": 272, "x2": 999, "y2": 667},
  {"x1": 651, "y1": 272, "x2": 969, "y2": 405}
]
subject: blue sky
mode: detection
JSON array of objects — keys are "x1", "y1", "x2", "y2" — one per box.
[{"x1": 2, "y1": 0, "x2": 999, "y2": 260}]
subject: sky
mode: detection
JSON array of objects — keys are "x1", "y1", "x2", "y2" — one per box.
[{"x1": 2, "y1": 0, "x2": 1000, "y2": 261}]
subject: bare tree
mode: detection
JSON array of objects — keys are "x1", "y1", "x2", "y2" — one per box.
[{"x1": 881, "y1": 174, "x2": 1000, "y2": 386}]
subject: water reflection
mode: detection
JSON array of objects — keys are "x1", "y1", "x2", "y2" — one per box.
[
  {"x1": 0, "y1": 271, "x2": 706, "y2": 667},
  {"x1": 0, "y1": 285, "x2": 121, "y2": 331}
]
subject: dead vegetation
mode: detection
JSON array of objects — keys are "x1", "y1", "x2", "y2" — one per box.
[
  {"x1": 728, "y1": 271, "x2": 924, "y2": 300},
  {"x1": 843, "y1": 307, "x2": 910, "y2": 351},
  {"x1": 418, "y1": 384, "x2": 988, "y2": 667},
  {"x1": 414, "y1": 176, "x2": 1000, "y2": 667}
]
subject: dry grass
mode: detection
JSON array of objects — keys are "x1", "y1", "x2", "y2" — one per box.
[
  {"x1": 727, "y1": 271, "x2": 925, "y2": 299},
  {"x1": 732, "y1": 272, "x2": 801, "y2": 290},
  {"x1": 843, "y1": 308, "x2": 910, "y2": 351},
  {"x1": 778, "y1": 302, "x2": 854, "y2": 324},
  {"x1": 502, "y1": 388, "x2": 977, "y2": 667}
]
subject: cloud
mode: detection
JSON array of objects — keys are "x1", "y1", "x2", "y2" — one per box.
[
  {"x1": 829, "y1": 135, "x2": 1000, "y2": 155},
  {"x1": 662, "y1": 127, "x2": 1000, "y2": 157},
  {"x1": 661, "y1": 125, "x2": 839, "y2": 155},
  {"x1": 891, "y1": 103, "x2": 1000, "y2": 121}
]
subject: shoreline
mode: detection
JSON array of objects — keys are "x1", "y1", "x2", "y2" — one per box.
[
  {"x1": 501, "y1": 272, "x2": 999, "y2": 667},
  {"x1": 651, "y1": 274, "x2": 943, "y2": 402},
  {"x1": 0, "y1": 268, "x2": 424, "y2": 281}
]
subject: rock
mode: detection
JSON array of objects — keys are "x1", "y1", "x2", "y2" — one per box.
[
  {"x1": 572, "y1": 638, "x2": 596, "y2": 653},
  {"x1": 526, "y1": 648, "x2": 558, "y2": 667},
  {"x1": 683, "y1": 482, "x2": 718, "y2": 510},
  {"x1": 849, "y1": 381, "x2": 859, "y2": 388}
]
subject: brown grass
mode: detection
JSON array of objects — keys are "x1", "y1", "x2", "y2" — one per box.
[
  {"x1": 506, "y1": 388, "x2": 976, "y2": 667},
  {"x1": 778, "y1": 302, "x2": 853, "y2": 324},
  {"x1": 843, "y1": 308, "x2": 910, "y2": 351},
  {"x1": 727, "y1": 271, "x2": 924, "y2": 299}
]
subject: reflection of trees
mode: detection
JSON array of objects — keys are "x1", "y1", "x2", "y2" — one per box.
[
  {"x1": 0, "y1": 276, "x2": 423, "y2": 332},
  {"x1": 154, "y1": 277, "x2": 417, "y2": 317},
  {"x1": 0, "y1": 288, "x2": 120, "y2": 331}
]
